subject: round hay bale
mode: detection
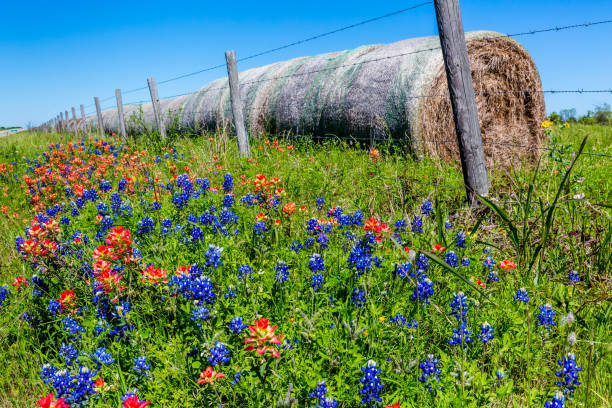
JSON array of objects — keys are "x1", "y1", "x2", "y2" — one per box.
[{"x1": 93, "y1": 31, "x2": 545, "y2": 164}]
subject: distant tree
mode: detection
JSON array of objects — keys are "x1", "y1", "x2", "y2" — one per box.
[
  {"x1": 559, "y1": 108, "x2": 576, "y2": 122},
  {"x1": 593, "y1": 103, "x2": 611, "y2": 125}
]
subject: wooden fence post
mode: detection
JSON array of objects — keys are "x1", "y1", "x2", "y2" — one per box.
[
  {"x1": 71, "y1": 107, "x2": 78, "y2": 135},
  {"x1": 94, "y1": 97, "x2": 105, "y2": 136},
  {"x1": 65, "y1": 110, "x2": 70, "y2": 134},
  {"x1": 147, "y1": 77, "x2": 166, "y2": 139},
  {"x1": 433, "y1": 0, "x2": 489, "y2": 207},
  {"x1": 59, "y1": 112, "x2": 65, "y2": 133},
  {"x1": 225, "y1": 50, "x2": 250, "y2": 157},
  {"x1": 80, "y1": 104, "x2": 89, "y2": 136},
  {"x1": 115, "y1": 88, "x2": 128, "y2": 139},
  {"x1": 55, "y1": 115, "x2": 60, "y2": 132}
]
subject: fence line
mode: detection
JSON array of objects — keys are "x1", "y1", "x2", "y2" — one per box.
[{"x1": 82, "y1": 17, "x2": 612, "y2": 109}]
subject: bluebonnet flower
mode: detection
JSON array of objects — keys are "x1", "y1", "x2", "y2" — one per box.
[
  {"x1": 448, "y1": 321, "x2": 474, "y2": 349},
  {"x1": 482, "y1": 247, "x2": 492, "y2": 254},
  {"x1": 476, "y1": 322, "x2": 495, "y2": 344},
  {"x1": 254, "y1": 221, "x2": 267, "y2": 235},
  {"x1": 390, "y1": 313, "x2": 407, "y2": 327},
  {"x1": 454, "y1": 231, "x2": 466, "y2": 248},
  {"x1": 209, "y1": 342, "x2": 231, "y2": 366},
  {"x1": 309, "y1": 381, "x2": 338, "y2": 408},
  {"x1": 461, "y1": 258, "x2": 471, "y2": 267},
  {"x1": 394, "y1": 219, "x2": 407, "y2": 233},
  {"x1": 486, "y1": 270, "x2": 500, "y2": 284},
  {"x1": 496, "y1": 370, "x2": 505, "y2": 379},
  {"x1": 351, "y1": 287, "x2": 367, "y2": 308},
  {"x1": 411, "y1": 215, "x2": 423, "y2": 234},
  {"x1": 555, "y1": 352, "x2": 582, "y2": 398},
  {"x1": 536, "y1": 304, "x2": 556, "y2": 331},
  {"x1": 136, "y1": 216, "x2": 155, "y2": 235},
  {"x1": 304, "y1": 237, "x2": 315, "y2": 249},
  {"x1": 411, "y1": 274, "x2": 434, "y2": 304},
  {"x1": 224, "y1": 286, "x2": 237, "y2": 299},
  {"x1": 222, "y1": 193, "x2": 234, "y2": 208},
  {"x1": 59, "y1": 343, "x2": 79, "y2": 366},
  {"x1": 0, "y1": 285, "x2": 9, "y2": 307},
  {"x1": 393, "y1": 262, "x2": 412, "y2": 279},
  {"x1": 118, "y1": 178, "x2": 128, "y2": 192},
  {"x1": 231, "y1": 372, "x2": 242, "y2": 385},
  {"x1": 223, "y1": 173, "x2": 233, "y2": 192},
  {"x1": 316, "y1": 196, "x2": 325, "y2": 211},
  {"x1": 274, "y1": 261, "x2": 290, "y2": 284},
  {"x1": 169, "y1": 274, "x2": 216, "y2": 305},
  {"x1": 449, "y1": 292, "x2": 469, "y2": 322},
  {"x1": 229, "y1": 316, "x2": 247, "y2": 334},
  {"x1": 317, "y1": 233, "x2": 330, "y2": 250},
  {"x1": 358, "y1": 360, "x2": 383, "y2": 404},
  {"x1": 566, "y1": 270, "x2": 580, "y2": 285},
  {"x1": 237, "y1": 264, "x2": 253, "y2": 280},
  {"x1": 310, "y1": 273, "x2": 325, "y2": 292},
  {"x1": 418, "y1": 355, "x2": 442, "y2": 391},
  {"x1": 445, "y1": 221, "x2": 452, "y2": 229},
  {"x1": 544, "y1": 392, "x2": 568, "y2": 408},
  {"x1": 445, "y1": 251, "x2": 459, "y2": 268},
  {"x1": 132, "y1": 356, "x2": 150, "y2": 379},
  {"x1": 513, "y1": 288, "x2": 530, "y2": 303},
  {"x1": 290, "y1": 240, "x2": 303, "y2": 254},
  {"x1": 421, "y1": 199, "x2": 434, "y2": 217},
  {"x1": 309, "y1": 253, "x2": 325, "y2": 273},
  {"x1": 204, "y1": 245, "x2": 223, "y2": 269},
  {"x1": 91, "y1": 347, "x2": 114, "y2": 367},
  {"x1": 62, "y1": 315, "x2": 85, "y2": 337},
  {"x1": 347, "y1": 234, "x2": 381, "y2": 276},
  {"x1": 483, "y1": 256, "x2": 496, "y2": 269},
  {"x1": 191, "y1": 306, "x2": 210, "y2": 327}
]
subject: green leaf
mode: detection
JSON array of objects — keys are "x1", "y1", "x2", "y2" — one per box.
[{"x1": 474, "y1": 194, "x2": 519, "y2": 253}]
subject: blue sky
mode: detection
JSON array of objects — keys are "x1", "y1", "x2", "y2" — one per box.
[{"x1": 1, "y1": 0, "x2": 610, "y2": 127}]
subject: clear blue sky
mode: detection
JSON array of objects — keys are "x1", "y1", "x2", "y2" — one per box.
[{"x1": 1, "y1": 0, "x2": 610, "y2": 127}]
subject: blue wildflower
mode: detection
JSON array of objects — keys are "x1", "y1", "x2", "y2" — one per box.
[
  {"x1": 476, "y1": 322, "x2": 495, "y2": 344},
  {"x1": 358, "y1": 360, "x2": 383, "y2": 404},
  {"x1": 228, "y1": 316, "x2": 247, "y2": 334},
  {"x1": 132, "y1": 356, "x2": 150, "y2": 379},
  {"x1": 513, "y1": 288, "x2": 530, "y2": 303},
  {"x1": 418, "y1": 354, "x2": 442, "y2": 391},
  {"x1": 555, "y1": 352, "x2": 582, "y2": 398},
  {"x1": 274, "y1": 261, "x2": 290, "y2": 284},
  {"x1": 536, "y1": 304, "x2": 556, "y2": 331},
  {"x1": 351, "y1": 287, "x2": 367, "y2": 308},
  {"x1": 421, "y1": 199, "x2": 434, "y2": 217},
  {"x1": 209, "y1": 342, "x2": 231, "y2": 366}
]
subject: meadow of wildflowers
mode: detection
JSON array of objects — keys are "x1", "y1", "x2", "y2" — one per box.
[{"x1": 0, "y1": 128, "x2": 609, "y2": 407}]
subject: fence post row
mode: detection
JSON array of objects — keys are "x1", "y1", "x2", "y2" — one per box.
[
  {"x1": 94, "y1": 97, "x2": 105, "y2": 137},
  {"x1": 64, "y1": 110, "x2": 70, "y2": 134},
  {"x1": 147, "y1": 77, "x2": 166, "y2": 139},
  {"x1": 433, "y1": 0, "x2": 489, "y2": 207},
  {"x1": 80, "y1": 104, "x2": 88, "y2": 136},
  {"x1": 225, "y1": 50, "x2": 251, "y2": 157},
  {"x1": 115, "y1": 88, "x2": 128, "y2": 139}
]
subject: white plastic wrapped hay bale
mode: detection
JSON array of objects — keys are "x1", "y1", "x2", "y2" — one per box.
[{"x1": 92, "y1": 31, "x2": 545, "y2": 164}]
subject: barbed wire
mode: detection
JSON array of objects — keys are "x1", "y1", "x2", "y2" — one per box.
[{"x1": 81, "y1": 17, "x2": 612, "y2": 111}]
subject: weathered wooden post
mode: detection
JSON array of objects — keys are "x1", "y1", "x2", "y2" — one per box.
[
  {"x1": 65, "y1": 110, "x2": 70, "y2": 134},
  {"x1": 225, "y1": 50, "x2": 250, "y2": 157},
  {"x1": 80, "y1": 104, "x2": 89, "y2": 136},
  {"x1": 55, "y1": 115, "x2": 60, "y2": 132},
  {"x1": 115, "y1": 89, "x2": 128, "y2": 139},
  {"x1": 71, "y1": 107, "x2": 78, "y2": 135},
  {"x1": 59, "y1": 112, "x2": 65, "y2": 133},
  {"x1": 94, "y1": 97, "x2": 105, "y2": 136},
  {"x1": 147, "y1": 77, "x2": 166, "y2": 139},
  {"x1": 433, "y1": 0, "x2": 489, "y2": 207}
]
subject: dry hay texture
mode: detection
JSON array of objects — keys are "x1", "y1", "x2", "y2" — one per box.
[{"x1": 94, "y1": 31, "x2": 545, "y2": 164}]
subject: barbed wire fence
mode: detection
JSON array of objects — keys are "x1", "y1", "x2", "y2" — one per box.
[{"x1": 41, "y1": 0, "x2": 611, "y2": 214}]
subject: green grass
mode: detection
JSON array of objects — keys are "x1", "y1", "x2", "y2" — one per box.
[{"x1": 0, "y1": 125, "x2": 609, "y2": 407}]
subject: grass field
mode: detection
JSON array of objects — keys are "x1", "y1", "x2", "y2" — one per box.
[{"x1": 0, "y1": 124, "x2": 609, "y2": 407}]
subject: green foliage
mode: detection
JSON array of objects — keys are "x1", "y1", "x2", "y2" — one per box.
[{"x1": 0, "y1": 125, "x2": 609, "y2": 407}]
